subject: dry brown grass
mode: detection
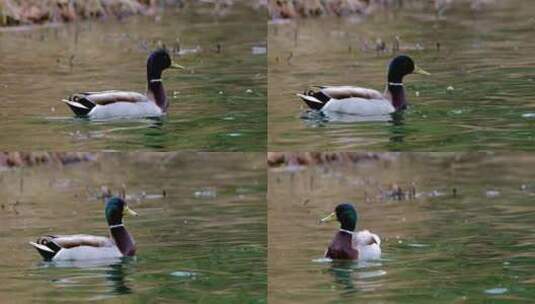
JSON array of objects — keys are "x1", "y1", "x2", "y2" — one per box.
[
  {"x1": 0, "y1": 0, "x2": 148, "y2": 25},
  {"x1": 267, "y1": 152, "x2": 393, "y2": 167},
  {"x1": 268, "y1": 0, "x2": 496, "y2": 19},
  {"x1": 0, "y1": 0, "x2": 265, "y2": 26},
  {"x1": 0, "y1": 152, "x2": 94, "y2": 168},
  {"x1": 268, "y1": 0, "x2": 391, "y2": 19}
]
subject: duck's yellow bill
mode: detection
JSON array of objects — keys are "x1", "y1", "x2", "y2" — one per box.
[
  {"x1": 320, "y1": 212, "x2": 336, "y2": 223},
  {"x1": 124, "y1": 205, "x2": 138, "y2": 216},
  {"x1": 170, "y1": 62, "x2": 186, "y2": 70},
  {"x1": 414, "y1": 65, "x2": 431, "y2": 76}
]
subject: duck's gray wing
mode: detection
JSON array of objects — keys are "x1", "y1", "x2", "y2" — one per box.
[
  {"x1": 45, "y1": 234, "x2": 113, "y2": 248},
  {"x1": 317, "y1": 86, "x2": 384, "y2": 100},
  {"x1": 71, "y1": 91, "x2": 149, "y2": 106}
]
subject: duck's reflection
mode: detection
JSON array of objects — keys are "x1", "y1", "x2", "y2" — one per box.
[
  {"x1": 388, "y1": 111, "x2": 407, "y2": 144},
  {"x1": 328, "y1": 260, "x2": 357, "y2": 293},
  {"x1": 38, "y1": 257, "x2": 135, "y2": 296},
  {"x1": 105, "y1": 260, "x2": 133, "y2": 295},
  {"x1": 301, "y1": 109, "x2": 407, "y2": 126},
  {"x1": 302, "y1": 110, "x2": 395, "y2": 125},
  {"x1": 325, "y1": 260, "x2": 386, "y2": 294},
  {"x1": 301, "y1": 109, "x2": 409, "y2": 146}
]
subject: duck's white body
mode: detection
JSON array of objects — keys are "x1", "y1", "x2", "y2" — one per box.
[
  {"x1": 88, "y1": 100, "x2": 163, "y2": 120},
  {"x1": 321, "y1": 98, "x2": 395, "y2": 116},
  {"x1": 352, "y1": 230, "x2": 381, "y2": 260},
  {"x1": 298, "y1": 86, "x2": 395, "y2": 116},
  {"x1": 52, "y1": 244, "x2": 123, "y2": 261}
]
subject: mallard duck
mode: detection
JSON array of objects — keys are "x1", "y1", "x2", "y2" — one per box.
[
  {"x1": 29, "y1": 197, "x2": 138, "y2": 261},
  {"x1": 62, "y1": 49, "x2": 185, "y2": 120},
  {"x1": 297, "y1": 55, "x2": 430, "y2": 116},
  {"x1": 320, "y1": 203, "x2": 381, "y2": 261}
]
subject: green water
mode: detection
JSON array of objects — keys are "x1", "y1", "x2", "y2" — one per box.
[
  {"x1": 268, "y1": 0, "x2": 535, "y2": 151},
  {"x1": 269, "y1": 153, "x2": 535, "y2": 303},
  {"x1": 0, "y1": 153, "x2": 266, "y2": 303},
  {"x1": 0, "y1": 5, "x2": 266, "y2": 151}
]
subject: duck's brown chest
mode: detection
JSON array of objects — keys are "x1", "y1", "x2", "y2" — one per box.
[{"x1": 325, "y1": 232, "x2": 358, "y2": 260}]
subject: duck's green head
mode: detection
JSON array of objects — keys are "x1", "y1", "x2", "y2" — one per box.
[
  {"x1": 321, "y1": 203, "x2": 358, "y2": 231},
  {"x1": 147, "y1": 48, "x2": 185, "y2": 80},
  {"x1": 105, "y1": 197, "x2": 138, "y2": 226},
  {"x1": 388, "y1": 55, "x2": 430, "y2": 83}
]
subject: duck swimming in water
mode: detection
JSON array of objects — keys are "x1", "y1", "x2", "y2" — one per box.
[
  {"x1": 29, "y1": 197, "x2": 138, "y2": 261},
  {"x1": 62, "y1": 49, "x2": 185, "y2": 120},
  {"x1": 297, "y1": 55, "x2": 430, "y2": 116},
  {"x1": 321, "y1": 203, "x2": 381, "y2": 261}
]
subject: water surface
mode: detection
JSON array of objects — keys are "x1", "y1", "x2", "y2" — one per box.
[
  {"x1": 0, "y1": 153, "x2": 266, "y2": 303},
  {"x1": 269, "y1": 153, "x2": 535, "y2": 303},
  {"x1": 0, "y1": 5, "x2": 266, "y2": 151},
  {"x1": 268, "y1": 1, "x2": 535, "y2": 151}
]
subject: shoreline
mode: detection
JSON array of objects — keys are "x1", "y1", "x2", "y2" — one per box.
[
  {"x1": 268, "y1": 0, "x2": 495, "y2": 19},
  {"x1": 0, "y1": 152, "x2": 95, "y2": 168},
  {"x1": 0, "y1": 0, "x2": 267, "y2": 27},
  {"x1": 267, "y1": 152, "x2": 398, "y2": 167}
]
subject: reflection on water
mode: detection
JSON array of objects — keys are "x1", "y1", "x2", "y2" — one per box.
[
  {"x1": 38, "y1": 258, "x2": 133, "y2": 298},
  {"x1": 321, "y1": 260, "x2": 386, "y2": 296},
  {"x1": 268, "y1": 153, "x2": 535, "y2": 303},
  {"x1": 0, "y1": 4, "x2": 266, "y2": 151},
  {"x1": 269, "y1": 0, "x2": 535, "y2": 151},
  {"x1": 0, "y1": 153, "x2": 266, "y2": 303}
]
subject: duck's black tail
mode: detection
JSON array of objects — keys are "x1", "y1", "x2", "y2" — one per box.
[
  {"x1": 62, "y1": 94, "x2": 96, "y2": 117},
  {"x1": 29, "y1": 236, "x2": 61, "y2": 261},
  {"x1": 297, "y1": 90, "x2": 329, "y2": 110}
]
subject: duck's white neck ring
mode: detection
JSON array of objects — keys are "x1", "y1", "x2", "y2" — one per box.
[
  {"x1": 150, "y1": 79, "x2": 162, "y2": 83},
  {"x1": 339, "y1": 229, "x2": 355, "y2": 235},
  {"x1": 109, "y1": 224, "x2": 124, "y2": 229},
  {"x1": 388, "y1": 82, "x2": 404, "y2": 86}
]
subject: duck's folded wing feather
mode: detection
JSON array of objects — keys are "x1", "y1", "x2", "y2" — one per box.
[
  {"x1": 353, "y1": 230, "x2": 381, "y2": 246},
  {"x1": 50, "y1": 235, "x2": 113, "y2": 248},
  {"x1": 319, "y1": 86, "x2": 384, "y2": 100},
  {"x1": 70, "y1": 91, "x2": 149, "y2": 106}
]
